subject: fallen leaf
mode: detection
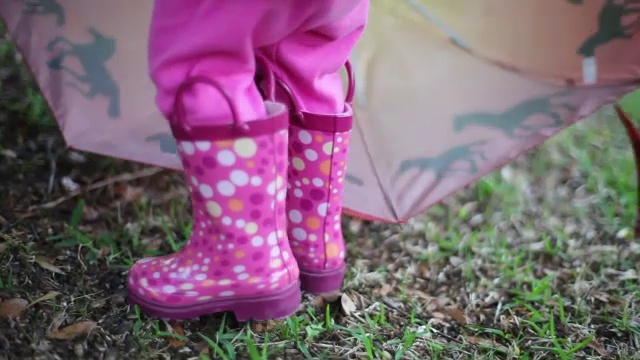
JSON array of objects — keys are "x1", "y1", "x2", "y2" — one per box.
[
  {"x1": 340, "y1": 293, "x2": 357, "y2": 316},
  {"x1": 166, "y1": 321, "x2": 186, "y2": 348},
  {"x1": 114, "y1": 184, "x2": 145, "y2": 202},
  {"x1": 445, "y1": 307, "x2": 467, "y2": 325},
  {"x1": 28, "y1": 291, "x2": 61, "y2": 308},
  {"x1": 97, "y1": 247, "x2": 111, "y2": 258},
  {"x1": 588, "y1": 339, "x2": 609, "y2": 356},
  {"x1": 378, "y1": 284, "x2": 392, "y2": 297},
  {"x1": 47, "y1": 321, "x2": 97, "y2": 340},
  {"x1": 468, "y1": 336, "x2": 508, "y2": 353},
  {"x1": 251, "y1": 320, "x2": 277, "y2": 333},
  {"x1": 0, "y1": 298, "x2": 29, "y2": 320},
  {"x1": 310, "y1": 296, "x2": 326, "y2": 308},
  {"x1": 35, "y1": 256, "x2": 65, "y2": 275}
]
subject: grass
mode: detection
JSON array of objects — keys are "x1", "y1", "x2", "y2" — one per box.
[{"x1": 2, "y1": 28, "x2": 640, "y2": 359}]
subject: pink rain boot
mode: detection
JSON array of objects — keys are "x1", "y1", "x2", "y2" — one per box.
[
  {"x1": 127, "y1": 77, "x2": 301, "y2": 321},
  {"x1": 281, "y1": 72, "x2": 354, "y2": 295}
]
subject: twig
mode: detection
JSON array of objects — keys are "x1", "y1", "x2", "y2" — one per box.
[
  {"x1": 30, "y1": 167, "x2": 164, "y2": 210},
  {"x1": 46, "y1": 136, "x2": 56, "y2": 193}
]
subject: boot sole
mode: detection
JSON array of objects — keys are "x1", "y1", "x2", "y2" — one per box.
[
  {"x1": 299, "y1": 265, "x2": 345, "y2": 295},
  {"x1": 128, "y1": 281, "x2": 301, "y2": 321}
]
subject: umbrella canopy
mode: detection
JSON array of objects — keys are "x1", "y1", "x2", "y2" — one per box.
[{"x1": 2, "y1": 0, "x2": 640, "y2": 222}]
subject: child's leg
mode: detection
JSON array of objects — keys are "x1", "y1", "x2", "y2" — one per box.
[
  {"x1": 127, "y1": 1, "x2": 301, "y2": 321},
  {"x1": 258, "y1": 0, "x2": 370, "y2": 295},
  {"x1": 147, "y1": 1, "x2": 268, "y2": 124}
]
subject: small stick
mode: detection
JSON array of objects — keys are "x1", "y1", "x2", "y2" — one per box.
[{"x1": 31, "y1": 167, "x2": 164, "y2": 210}]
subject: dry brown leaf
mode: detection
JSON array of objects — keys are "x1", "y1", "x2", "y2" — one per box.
[
  {"x1": 97, "y1": 247, "x2": 111, "y2": 258},
  {"x1": 251, "y1": 320, "x2": 277, "y2": 333},
  {"x1": 587, "y1": 339, "x2": 609, "y2": 356},
  {"x1": 28, "y1": 291, "x2": 60, "y2": 308},
  {"x1": 310, "y1": 296, "x2": 326, "y2": 308},
  {"x1": 0, "y1": 298, "x2": 28, "y2": 320},
  {"x1": 378, "y1": 284, "x2": 392, "y2": 297},
  {"x1": 341, "y1": 293, "x2": 357, "y2": 316},
  {"x1": 167, "y1": 321, "x2": 186, "y2": 348},
  {"x1": 445, "y1": 307, "x2": 467, "y2": 325},
  {"x1": 468, "y1": 336, "x2": 508, "y2": 352},
  {"x1": 35, "y1": 256, "x2": 65, "y2": 275},
  {"x1": 114, "y1": 184, "x2": 145, "y2": 202},
  {"x1": 47, "y1": 321, "x2": 97, "y2": 340}
]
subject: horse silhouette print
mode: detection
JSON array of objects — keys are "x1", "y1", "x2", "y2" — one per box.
[
  {"x1": 578, "y1": 0, "x2": 640, "y2": 57},
  {"x1": 17, "y1": 0, "x2": 65, "y2": 26},
  {"x1": 398, "y1": 140, "x2": 488, "y2": 179},
  {"x1": 145, "y1": 132, "x2": 178, "y2": 155},
  {"x1": 453, "y1": 92, "x2": 575, "y2": 138},
  {"x1": 46, "y1": 27, "x2": 121, "y2": 119}
]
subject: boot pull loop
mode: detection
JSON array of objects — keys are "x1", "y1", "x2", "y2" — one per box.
[
  {"x1": 255, "y1": 55, "x2": 276, "y2": 101},
  {"x1": 344, "y1": 60, "x2": 355, "y2": 104},
  {"x1": 172, "y1": 76, "x2": 248, "y2": 134}
]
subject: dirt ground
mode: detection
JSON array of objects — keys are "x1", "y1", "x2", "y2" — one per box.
[{"x1": 2, "y1": 29, "x2": 640, "y2": 359}]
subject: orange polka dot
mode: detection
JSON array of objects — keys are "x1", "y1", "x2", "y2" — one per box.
[
  {"x1": 246, "y1": 160, "x2": 255, "y2": 168},
  {"x1": 214, "y1": 256, "x2": 220, "y2": 262},
  {"x1": 234, "y1": 250, "x2": 245, "y2": 258},
  {"x1": 315, "y1": 134, "x2": 324, "y2": 142},
  {"x1": 319, "y1": 160, "x2": 331, "y2": 175},
  {"x1": 339, "y1": 161, "x2": 345, "y2": 166},
  {"x1": 333, "y1": 196, "x2": 339, "y2": 201},
  {"x1": 202, "y1": 280, "x2": 215, "y2": 287},
  {"x1": 186, "y1": 259, "x2": 193, "y2": 265},
  {"x1": 326, "y1": 243, "x2": 340, "y2": 258},
  {"x1": 228, "y1": 199, "x2": 244, "y2": 212},
  {"x1": 306, "y1": 216, "x2": 321, "y2": 230},
  {"x1": 216, "y1": 140, "x2": 233, "y2": 147}
]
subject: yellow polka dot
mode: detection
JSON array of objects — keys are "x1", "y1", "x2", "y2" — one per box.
[
  {"x1": 234, "y1": 250, "x2": 245, "y2": 259},
  {"x1": 228, "y1": 199, "x2": 244, "y2": 212},
  {"x1": 245, "y1": 222, "x2": 258, "y2": 234},
  {"x1": 322, "y1": 142, "x2": 334, "y2": 155},
  {"x1": 292, "y1": 157, "x2": 305, "y2": 170},
  {"x1": 319, "y1": 160, "x2": 331, "y2": 176},
  {"x1": 234, "y1": 138, "x2": 258, "y2": 158},
  {"x1": 202, "y1": 280, "x2": 215, "y2": 287},
  {"x1": 302, "y1": 178, "x2": 310, "y2": 185},
  {"x1": 276, "y1": 175, "x2": 284, "y2": 188},
  {"x1": 326, "y1": 243, "x2": 340, "y2": 258},
  {"x1": 216, "y1": 140, "x2": 233, "y2": 147},
  {"x1": 315, "y1": 135, "x2": 323, "y2": 142},
  {"x1": 306, "y1": 217, "x2": 321, "y2": 230},
  {"x1": 246, "y1": 160, "x2": 255, "y2": 168},
  {"x1": 248, "y1": 276, "x2": 260, "y2": 283},
  {"x1": 309, "y1": 234, "x2": 317, "y2": 242},
  {"x1": 206, "y1": 201, "x2": 222, "y2": 217},
  {"x1": 270, "y1": 259, "x2": 283, "y2": 268}
]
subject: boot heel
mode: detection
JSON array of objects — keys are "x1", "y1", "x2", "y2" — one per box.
[{"x1": 232, "y1": 281, "x2": 302, "y2": 322}]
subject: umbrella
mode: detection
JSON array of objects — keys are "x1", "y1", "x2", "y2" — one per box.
[{"x1": 2, "y1": 0, "x2": 640, "y2": 227}]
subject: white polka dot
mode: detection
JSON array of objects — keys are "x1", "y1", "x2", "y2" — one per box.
[
  {"x1": 298, "y1": 130, "x2": 312, "y2": 144},
  {"x1": 201, "y1": 266, "x2": 208, "y2": 271},
  {"x1": 277, "y1": 190, "x2": 286, "y2": 201},
  {"x1": 277, "y1": 230, "x2": 284, "y2": 237},
  {"x1": 237, "y1": 273, "x2": 250, "y2": 280},
  {"x1": 195, "y1": 274, "x2": 207, "y2": 281},
  {"x1": 219, "y1": 279, "x2": 231, "y2": 286},
  {"x1": 195, "y1": 141, "x2": 211, "y2": 151},
  {"x1": 305, "y1": 149, "x2": 318, "y2": 161},
  {"x1": 199, "y1": 184, "x2": 213, "y2": 198},
  {"x1": 230, "y1": 170, "x2": 249, "y2": 186},
  {"x1": 317, "y1": 203, "x2": 329, "y2": 216},
  {"x1": 294, "y1": 181, "x2": 301, "y2": 187},
  {"x1": 289, "y1": 210, "x2": 302, "y2": 223},
  {"x1": 204, "y1": 258, "x2": 211, "y2": 264},
  {"x1": 312, "y1": 178, "x2": 324, "y2": 187},
  {"x1": 236, "y1": 219, "x2": 246, "y2": 228},
  {"x1": 250, "y1": 176, "x2": 262, "y2": 186},
  {"x1": 276, "y1": 175, "x2": 284, "y2": 189},
  {"x1": 294, "y1": 189, "x2": 303, "y2": 198},
  {"x1": 283, "y1": 251, "x2": 290, "y2": 260},
  {"x1": 267, "y1": 181, "x2": 276, "y2": 195},
  {"x1": 217, "y1": 150, "x2": 236, "y2": 166},
  {"x1": 181, "y1": 283, "x2": 195, "y2": 290},
  {"x1": 222, "y1": 216, "x2": 232, "y2": 225},
  {"x1": 190, "y1": 176, "x2": 199, "y2": 186},
  {"x1": 206, "y1": 201, "x2": 222, "y2": 217},
  {"x1": 192, "y1": 265, "x2": 200, "y2": 271},
  {"x1": 186, "y1": 291, "x2": 199, "y2": 297},
  {"x1": 180, "y1": 141, "x2": 195, "y2": 155},
  {"x1": 271, "y1": 247, "x2": 281, "y2": 257},
  {"x1": 139, "y1": 278, "x2": 148, "y2": 287},
  {"x1": 162, "y1": 285, "x2": 176, "y2": 293},
  {"x1": 267, "y1": 232, "x2": 278, "y2": 245},
  {"x1": 153, "y1": 272, "x2": 160, "y2": 279},
  {"x1": 198, "y1": 296, "x2": 212, "y2": 301},
  {"x1": 233, "y1": 265, "x2": 246, "y2": 273},
  {"x1": 217, "y1": 180, "x2": 236, "y2": 196},
  {"x1": 309, "y1": 234, "x2": 317, "y2": 241},
  {"x1": 292, "y1": 228, "x2": 307, "y2": 241},
  {"x1": 220, "y1": 290, "x2": 235, "y2": 297},
  {"x1": 251, "y1": 236, "x2": 264, "y2": 246},
  {"x1": 322, "y1": 142, "x2": 334, "y2": 155},
  {"x1": 337, "y1": 137, "x2": 343, "y2": 143}
]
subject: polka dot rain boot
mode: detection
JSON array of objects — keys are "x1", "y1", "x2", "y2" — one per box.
[
  {"x1": 286, "y1": 108, "x2": 353, "y2": 295},
  {"x1": 127, "y1": 79, "x2": 301, "y2": 321}
]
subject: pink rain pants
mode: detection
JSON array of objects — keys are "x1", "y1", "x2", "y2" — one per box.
[{"x1": 148, "y1": 1, "x2": 370, "y2": 124}]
